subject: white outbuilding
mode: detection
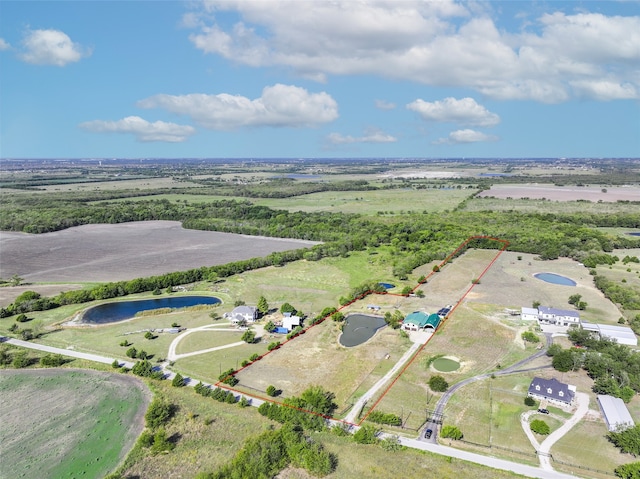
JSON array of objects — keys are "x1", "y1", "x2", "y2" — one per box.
[
  {"x1": 581, "y1": 322, "x2": 638, "y2": 347},
  {"x1": 597, "y1": 395, "x2": 635, "y2": 432}
]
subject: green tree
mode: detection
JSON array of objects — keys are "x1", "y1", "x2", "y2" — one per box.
[
  {"x1": 172, "y1": 373, "x2": 185, "y2": 387},
  {"x1": 126, "y1": 347, "x2": 137, "y2": 358},
  {"x1": 111, "y1": 359, "x2": 121, "y2": 368},
  {"x1": 532, "y1": 300, "x2": 541, "y2": 309},
  {"x1": 353, "y1": 424, "x2": 379, "y2": 444},
  {"x1": 144, "y1": 331, "x2": 154, "y2": 340},
  {"x1": 12, "y1": 350, "x2": 30, "y2": 368},
  {"x1": 40, "y1": 353, "x2": 65, "y2": 367},
  {"x1": 552, "y1": 349, "x2": 576, "y2": 372},
  {"x1": 257, "y1": 295, "x2": 269, "y2": 315},
  {"x1": 568, "y1": 294, "x2": 582, "y2": 305},
  {"x1": 280, "y1": 302, "x2": 297, "y2": 315},
  {"x1": 331, "y1": 311, "x2": 345, "y2": 322},
  {"x1": 530, "y1": 419, "x2": 550, "y2": 435},
  {"x1": 524, "y1": 396, "x2": 536, "y2": 407},
  {"x1": 16, "y1": 314, "x2": 28, "y2": 323},
  {"x1": 615, "y1": 461, "x2": 640, "y2": 478},
  {"x1": 521, "y1": 331, "x2": 540, "y2": 343},
  {"x1": 241, "y1": 330, "x2": 256, "y2": 343},
  {"x1": 441, "y1": 425, "x2": 463, "y2": 440},
  {"x1": 429, "y1": 375, "x2": 449, "y2": 392},
  {"x1": 145, "y1": 399, "x2": 174, "y2": 429},
  {"x1": 266, "y1": 385, "x2": 277, "y2": 397},
  {"x1": 150, "y1": 428, "x2": 175, "y2": 455},
  {"x1": 264, "y1": 320, "x2": 276, "y2": 332}
]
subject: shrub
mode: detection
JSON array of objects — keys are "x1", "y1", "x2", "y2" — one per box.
[
  {"x1": 238, "y1": 396, "x2": 251, "y2": 408},
  {"x1": 428, "y1": 375, "x2": 449, "y2": 392},
  {"x1": 240, "y1": 360, "x2": 249, "y2": 367},
  {"x1": 171, "y1": 322, "x2": 179, "y2": 328},
  {"x1": 172, "y1": 373, "x2": 185, "y2": 387},
  {"x1": 524, "y1": 396, "x2": 536, "y2": 407},
  {"x1": 111, "y1": 359, "x2": 121, "y2": 368},
  {"x1": 16, "y1": 314, "x2": 28, "y2": 322},
  {"x1": 145, "y1": 399, "x2": 174, "y2": 429},
  {"x1": 144, "y1": 331, "x2": 155, "y2": 340},
  {"x1": 249, "y1": 353, "x2": 260, "y2": 361},
  {"x1": 521, "y1": 331, "x2": 540, "y2": 343},
  {"x1": 12, "y1": 351, "x2": 30, "y2": 368},
  {"x1": 119, "y1": 340, "x2": 130, "y2": 347},
  {"x1": 353, "y1": 424, "x2": 379, "y2": 444},
  {"x1": 40, "y1": 353, "x2": 65, "y2": 367},
  {"x1": 530, "y1": 419, "x2": 550, "y2": 435},
  {"x1": 266, "y1": 385, "x2": 277, "y2": 397},
  {"x1": 125, "y1": 347, "x2": 137, "y2": 358},
  {"x1": 150, "y1": 428, "x2": 175, "y2": 455},
  {"x1": 267, "y1": 341, "x2": 281, "y2": 351},
  {"x1": 441, "y1": 425, "x2": 463, "y2": 440},
  {"x1": 241, "y1": 330, "x2": 256, "y2": 343},
  {"x1": 366, "y1": 410, "x2": 401, "y2": 426}
]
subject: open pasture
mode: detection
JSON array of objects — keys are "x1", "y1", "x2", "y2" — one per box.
[
  {"x1": 0, "y1": 220, "x2": 319, "y2": 284},
  {"x1": 235, "y1": 318, "x2": 411, "y2": 408},
  {"x1": 464, "y1": 196, "x2": 640, "y2": 215},
  {"x1": 477, "y1": 184, "x2": 640, "y2": 202},
  {"x1": 92, "y1": 186, "x2": 477, "y2": 215},
  {"x1": 0, "y1": 369, "x2": 150, "y2": 479}
]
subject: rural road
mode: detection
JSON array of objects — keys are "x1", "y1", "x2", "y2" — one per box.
[
  {"x1": 344, "y1": 339, "x2": 423, "y2": 424},
  {"x1": 424, "y1": 333, "x2": 553, "y2": 441},
  {"x1": 5, "y1": 335, "x2": 584, "y2": 479},
  {"x1": 521, "y1": 392, "x2": 590, "y2": 470}
]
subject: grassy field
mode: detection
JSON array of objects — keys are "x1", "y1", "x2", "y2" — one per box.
[
  {"x1": 93, "y1": 187, "x2": 477, "y2": 215},
  {"x1": 463, "y1": 196, "x2": 640, "y2": 215},
  {"x1": 0, "y1": 369, "x2": 150, "y2": 479}
]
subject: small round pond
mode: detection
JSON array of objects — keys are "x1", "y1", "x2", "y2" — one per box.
[
  {"x1": 627, "y1": 232, "x2": 640, "y2": 237},
  {"x1": 534, "y1": 272, "x2": 576, "y2": 286},
  {"x1": 81, "y1": 296, "x2": 221, "y2": 324},
  {"x1": 432, "y1": 357, "x2": 460, "y2": 372},
  {"x1": 378, "y1": 282, "x2": 395, "y2": 290},
  {"x1": 339, "y1": 314, "x2": 386, "y2": 347}
]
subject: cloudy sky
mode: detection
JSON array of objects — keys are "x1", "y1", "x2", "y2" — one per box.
[{"x1": 1, "y1": 1, "x2": 638, "y2": 159}]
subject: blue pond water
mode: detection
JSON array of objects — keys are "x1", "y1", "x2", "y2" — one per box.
[
  {"x1": 534, "y1": 273, "x2": 576, "y2": 287},
  {"x1": 628, "y1": 232, "x2": 640, "y2": 237},
  {"x1": 339, "y1": 314, "x2": 386, "y2": 347},
  {"x1": 378, "y1": 282, "x2": 395, "y2": 289},
  {"x1": 82, "y1": 296, "x2": 221, "y2": 324}
]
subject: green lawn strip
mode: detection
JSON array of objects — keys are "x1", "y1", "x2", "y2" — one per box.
[
  {"x1": 174, "y1": 329, "x2": 244, "y2": 356},
  {"x1": 551, "y1": 419, "x2": 633, "y2": 477},
  {"x1": 314, "y1": 432, "x2": 522, "y2": 479},
  {"x1": 173, "y1": 342, "x2": 268, "y2": 384}
]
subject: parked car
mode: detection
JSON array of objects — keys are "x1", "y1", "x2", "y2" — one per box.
[
  {"x1": 538, "y1": 408, "x2": 549, "y2": 414},
  {"x1": 424, "y1": 428, "x2": 433, "y2": 439}
]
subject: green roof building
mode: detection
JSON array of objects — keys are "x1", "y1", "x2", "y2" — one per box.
[{"x1": 402, "y1": 312, "x2": 441, "y2": 331}]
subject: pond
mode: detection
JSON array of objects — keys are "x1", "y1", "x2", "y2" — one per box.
[
  {"x1": 628, "y1": 232, "x2": 640, "y2": 237},
  {"x1": 378, "y1": 282, "x2": 395, "y2": 290},
  {"x1": 534, "y1": 273, "x2": 577, "y2": 286},
  {"x1": 432, "y1": 357, "x2": 460, "y2": 372},
  {"x1": 81, "y1": 296, "x2": 221, "y2": 324},
  {"x1": 339, "y1": 314, "x2": 386, "y2": 347}
]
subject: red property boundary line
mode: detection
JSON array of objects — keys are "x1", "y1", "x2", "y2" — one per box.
[{"x1": 216, "y1": 235, "x2": 510, "y2": 426}]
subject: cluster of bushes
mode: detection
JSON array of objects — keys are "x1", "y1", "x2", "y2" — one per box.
[
  {"x1": 193, "y1": 381, "x2": 240, "y2": 405},
  {"x1": 366, "y1": 410, "x2": 402, "y2": 426},
  {"x1": 440, "y1": 425, "x2": 463, "y2": 440},
  {"x1": 549, "y1": 330, "x2": 640, "y2": 402},
  {"x1": 131, "y1": 360, "x2": 164, "y2": 380},
  {"x1": 286, "y1": 326, "x2": 304, "y2": 340},
  {"x1": 196, "y1": 423, "x2": 336, "y2": 479},
  {"x1": 258, "y1": 386, "x2": 338, "y2": 432},
  {"x1": 218, "y1": 368, "x2": 239, "y2": 387},
  {"x1": 530, "y1": 419, "x2": 550, "y2": 435},
  {"x1": 384, "y1": 310, "x2": 404, "y2": 329},
  {"x1": 521, "y1": 331, "x2": 540, "y2": 343},
  {"x1": 582, "y1": 253, "x2": 619, "y2": 268},
  {"x1": 593, "y1": 274, "x2": 640, "y2": 310}
]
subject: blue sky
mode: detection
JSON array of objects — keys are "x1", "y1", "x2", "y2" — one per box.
[{"x1": 1, "y1": 1, "x2": 638, "y2": 159}]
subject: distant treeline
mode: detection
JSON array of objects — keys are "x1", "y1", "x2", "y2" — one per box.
[{"x1": 2, "y1": 192, "x2": 639, "y2": 317}]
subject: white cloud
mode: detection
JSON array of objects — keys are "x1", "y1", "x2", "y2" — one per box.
[
  {"x1": 0, "y1": 38, "x2": 10, "y2": 51},
  {"x1": 327, "y1": 128, "x2": 396, "y2": 145},
  {"x1": 79, "y1": 116, "x2": 196, "y2": 143},
  {"x1": 375, "y1": 99, "x2": 396, "y2": 110},
  {"x1": 19, "y1": 29, "x2": 90, "y2": 66},
  {"x1": 434, "y1": 129, "x2": 498, "y2": 145},
  {"x1": 185, "y1": 2, "x2": 640, "y2": 102},
  {"x1": 138, "y1": 84, "x2": 338, "y2": 129},
  {"x1": 407, "y1": 97, "x2": 500, "y2": 127}
]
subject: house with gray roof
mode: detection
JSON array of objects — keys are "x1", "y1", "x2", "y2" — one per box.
[
  {"x1": 528, "y1": 377, "x2": 575, "y2": 407},
  {"x1": 537, "y1": 306, "x2": 580, "y2": 327},
  {"x1": 227, "y1": 305, "x2": 258, "y2": 323}
]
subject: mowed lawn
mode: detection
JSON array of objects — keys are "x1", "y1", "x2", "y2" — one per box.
[{"x1": 0, "y1": 369, "x2": 150, "y2": 479}]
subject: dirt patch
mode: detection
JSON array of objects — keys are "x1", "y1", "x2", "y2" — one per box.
[
  {"x1": 0, "y1": 221, "x2": 320, "y2": 284},
  {"x1": 0, "y1": 368, "x2": 151, "y2": 479},
  {"x1": 0, "y1": 283, "x2": 84, "y2": 307}
]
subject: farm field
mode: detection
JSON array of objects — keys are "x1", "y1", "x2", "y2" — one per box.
[
  {"x1": 0, "y1": 220, "x2": 319, "y2": 284},
  {"x1": 0, "y1": 369, "x2": 150, "y2": 479},
  {"x1": 96, "y1": 187, "x2": 478, "y2": 215},
  {"x1": 477, "y1": 184, "x2": 640, "y2": 202}
]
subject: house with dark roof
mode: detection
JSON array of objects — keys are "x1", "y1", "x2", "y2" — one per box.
[{"x1": 528, "y1": 377, "x2": 575, "y2": 406}]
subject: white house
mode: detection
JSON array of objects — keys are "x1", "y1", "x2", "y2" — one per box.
[
  {"x1": 521, "y1": 307, "x2": 540, "y2": 321},
  {"x1": 228, "y1": 305, "x2": 258, "y2": 323},
  {"x1": 528, "y1": 377, "x2": 575, "y2": 407},
  {"x1": 538, "y1": 306, "x2": 580, "y2": 327},
  {"x1": 282, "y1": 315, "x2": 301, "y2": 332}
]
